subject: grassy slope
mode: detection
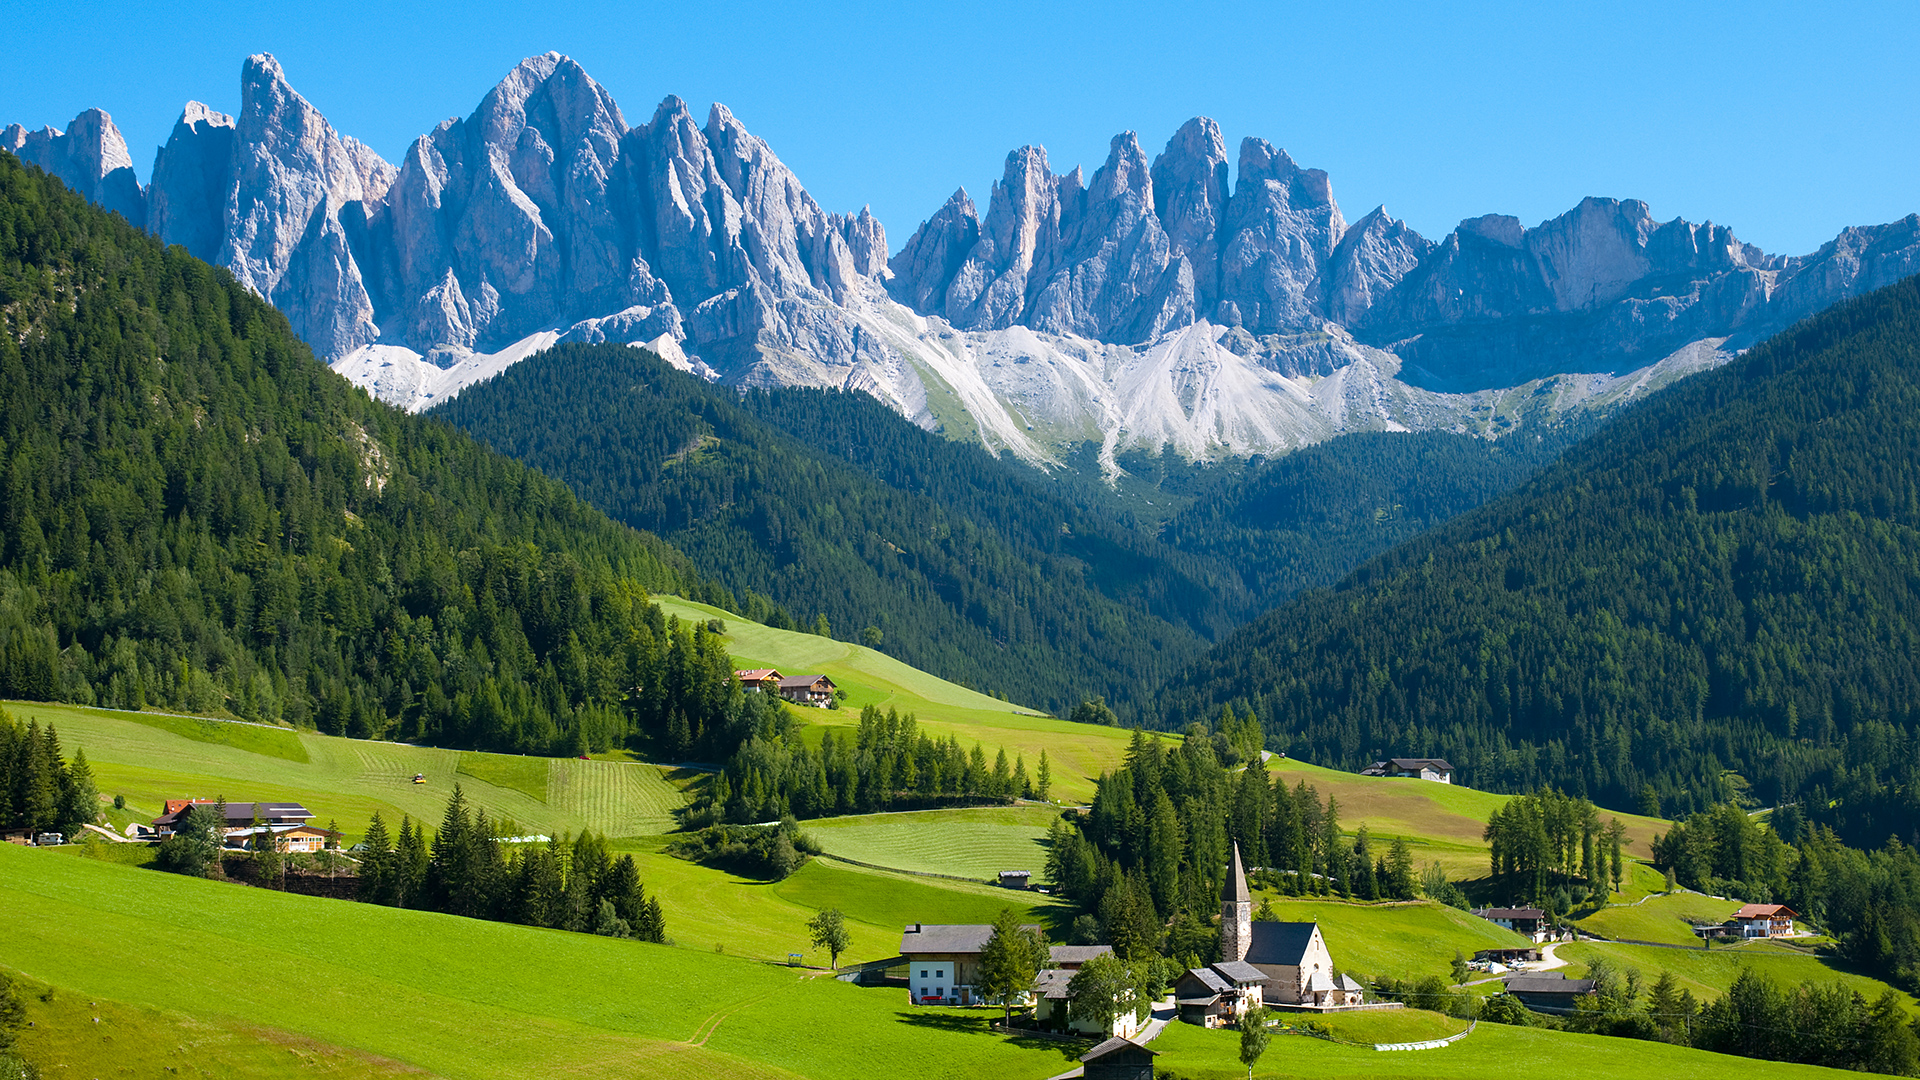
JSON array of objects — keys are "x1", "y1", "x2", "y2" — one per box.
[
  {"x1": 1558, "y1": 939, "x2": 1918, "y2": 1017},
  {"x1": 1148, "y1": 1013, "x2": 1851, "y2": 1080},
  {"x1": 1574, "y1": 890, "x2": 1743, "y2": 945},
  {"x1": 655, "y1": 596, "x2": 1152, "y2": 803},
  {"x1": 805, "y1": 805, "x2": 1061, "y2": 880},
  {"x1": 0, "y1": 845, "x2": 1085, "y2": 1080},
  {"x1": 1247, "y1": 894, "x2": 1531, "y2": 983},
  {"x1": 11, "y1": 701, "x2": 684, "y2": 844},
  {"x1": 1264, "y1": 757, "x2": 1669, "y2": 877}
]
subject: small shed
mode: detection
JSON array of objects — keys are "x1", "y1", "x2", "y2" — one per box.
[
  {"x1": 1081, "y1": 1035, "x2": 1157, "y2": 1080},
  {"x1": 998, "y1": 870, "x2": 1032, "y2": 890},
  {"x1": 1504, "y1": 972, "x2": 1596, "y2": 1012}
]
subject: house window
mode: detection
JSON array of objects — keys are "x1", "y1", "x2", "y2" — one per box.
[{"x1": 920, "y1": 970, "x2": 928, "y2": 978}]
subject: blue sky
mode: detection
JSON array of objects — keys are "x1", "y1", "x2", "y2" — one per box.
[{"x1": 4, "y1": 0, "x2": 1916, "y2": 256}]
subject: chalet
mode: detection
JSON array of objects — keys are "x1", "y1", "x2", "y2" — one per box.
[
  {"x1": 1732, "y1": 903, "x2": 1798, "y2": 938},
  {"x1": 1220, "y1": 843, "x2": 1352, "y2": 1007},
  {"x1": 1175, "y1": 960, "x2": 1268, "y2": 1027},
  {"x1": 1503, "y1": 972, "x2": 1596, "y2": 1013},
  {"x1": 734, "y1": 669, "x2": 782, "y2": 693},
  {"x1": 900, "y1": 922, "x2": 1041, "y2": 1006},
  {"x1": 1032, "y1": 967, "x2": 1146, "y2": 1039},
  {"x1": 150, "y1": 801, "x2": 325, "y2": 849},
  {"x1": 998, "y1": 870, "x2": 1032, "y2": 890},
  {"x1": 1048, "y1": 944, "x2": 1112, "y2": 969},
  {"x1": 1080, "y1": 1035, "x2": 1158, "y2": 1080},
  {"x1": 1360, "y1": 758, "x2": 1454, "y2": 783},
  {"x1": 1472, "y1": 906, "x2": 1552, "y2": 943},
  {"x1": 777, "y1": 674, "x2": 837, "y2": 708}
]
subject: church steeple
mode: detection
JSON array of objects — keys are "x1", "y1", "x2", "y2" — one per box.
[{"x1": 1222, "y1": 841, "x2": 1253, "y2": 963}]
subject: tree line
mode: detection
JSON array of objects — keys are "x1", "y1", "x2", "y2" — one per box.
[
  {"x1": 0, "y1": 711, "x2": 97, "y2": 838},
  {"x1": 686, "y1": 704, "x2": 1049, "y2": 826},
  {"x1": 1482, "y1": 789, "x2": 1630, "y2": 908}
]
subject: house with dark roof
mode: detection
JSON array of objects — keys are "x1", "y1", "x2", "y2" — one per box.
[
  {"x1": 1471, "y1": 906, "x2": 1552, "y2": 943},
  {"x1": 1080, "y1": 1035, "x2": 1157, "y2": 1080},
  {"x1": 1219, "y1": 842, "x2": 1350, "y2": 1007},
  {"x1": 1174, "y1": 960, "x2": 1268, "y2": 1027},
  {"x1": 777, "y1": 674, "x2": 837, "y2": 707},
  {"x1": 150, "y1": 801, "x2": 330, "y2": 849},
  {"x1": 900, "y1": 922, "x2": 1042, "y2": 1007},
  {"x1": 1503, "y1": 971, "x2": 1596, "y2": 1012},
  {"x1": 1359, "y1": 758, "x2": 1454, "y2": 783}
]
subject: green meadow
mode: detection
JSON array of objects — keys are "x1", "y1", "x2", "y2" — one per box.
[
  {"x1": 7, "y1": 700, "x2": 685, "y2": 844},
  {"x1": 1574, "y1": 890, "x2": 1743, "y2": 945},
  {"x1": 0, "y1": 844, "x2": 1082, "y2": 1080},
  {"x1": 1245, "y1": 894, "x2": 1532, "y2": 983},
  {"x1": 1146, "y1": 1010, "x2": 1853, "y2": 1079},
  {"x1": 654, "y1": 595, "x2": 1153, "y2": 803},
  {"x1": 806, "y1": 805, "x2": 1060, "y2": 880},
  {"x1": 1557, "y1": 939, "x2": 1918, "y2": 1017},
  {"x1": 4, "y1": 845, "x2": 1872, "y2": 1080}
]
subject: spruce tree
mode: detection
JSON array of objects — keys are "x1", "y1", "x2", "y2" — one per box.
[
  {"x1": 357, "y1": 812, "x2": 394, "y2": 904},
  {"x1": 1036, "y1": 750, "x2": 1052, "y2": 802}
]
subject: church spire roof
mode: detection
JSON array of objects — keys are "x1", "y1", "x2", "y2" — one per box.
[{"x1": 1227, "y1": 841, "x2": 1251, "y2": 905}]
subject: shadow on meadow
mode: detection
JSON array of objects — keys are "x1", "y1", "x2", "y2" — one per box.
[{"x1": 891, "y1": 1011, "x2": 1085, "y2": 1059}]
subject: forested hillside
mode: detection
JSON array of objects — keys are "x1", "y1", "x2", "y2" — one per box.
[
  {"x1": 433, "y1": 343, "x2": 1237, "y2": 713},
  {"x1": 1159, "y1": 274, "x2": 1920, "y2": 845},
  {"x1": 1159, "y1": 429, "x2": 1569, "y2": 609},
  {"x1": 0, "y1": 150, "x2": 751, "y2": 758}
]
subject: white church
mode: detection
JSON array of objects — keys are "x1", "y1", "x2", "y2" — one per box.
[{"x1": 1220, "y1": 843, "x2": 1364, "y2": 1008}]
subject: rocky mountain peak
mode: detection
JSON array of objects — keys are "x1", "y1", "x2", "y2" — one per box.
[
  {"x1": 2, "y1": 108, "x2": 145, "y2": 226},
  {"x1": 148, "y1": 102, "x2": 237, "y2": 260},
  {"x1": 1150, "y1": 116, "x2": 1229, "y2": 307}
]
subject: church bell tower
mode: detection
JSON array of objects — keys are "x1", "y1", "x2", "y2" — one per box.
[{"x1": 1222, "y1": 841, "x2": 1253, "y2": 963}]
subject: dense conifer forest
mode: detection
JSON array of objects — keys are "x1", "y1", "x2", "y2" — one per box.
[
  {"x1": 433, "y1": 343, "x2": 1233, "y2": 713},
  {"x1": 0, "y1": 150, "x2": 765, "y2": 759},
  {"x1": 1158, "y1": 275, "x2": 1920, "y2": 845}
]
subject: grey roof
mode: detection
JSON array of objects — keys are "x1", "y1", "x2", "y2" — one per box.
[
  {"x1": 1474, "y1": 907, "x2": 1546, "y2": 920},
  {"x1": 1080, "y1": 1036, "x2": 1157, "y2": 1063},
  {"x1": 1181, "y1": 967, "x2": 1233, "y2": 994},
  {"x1": 1033, "y1": 968, "x2": 1075, "y2": 999},
  {"x1": 1506, "y1": 974, "x2": 1596, "y2": 995},
  {"x1": 1049, "y1": 944, "x2": 1112, "y2": 965},
  {"x1": 1226, "y1": 841, "x2": 1252, "y2": 905},
  {"x1": 1176, "y1": 995, "x2": 1223, "y2": 1007},
  {"x1": 1305, "y1": 969, "x2": 1335, "y2": 992},
  {"x1": 1211, "y1": 960, "x2": 1268, "y2": 984},
  {"x1": 900, "y1": 923, "x2": 1039, "y2": 955},
  {"x1": 778, "y1": 674, "x2": 833, "y2": 689},
  {"x1": 1336, "y1": 974, "x2": 1364, "y2": 992},
  {"x1": 1389, "y1": 757, "x2": 1454, "y2": 772},
  {"x1": 152, "y1": 801, "x2": 312, "y2": 826},
  {"x1": 1243, "y1": 921, "x2": 1319, "y2": 966}
]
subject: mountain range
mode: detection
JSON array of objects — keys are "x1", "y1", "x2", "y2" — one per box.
[{"x1": 12, "y1": 52, "x2": 1920, "y2": 475}]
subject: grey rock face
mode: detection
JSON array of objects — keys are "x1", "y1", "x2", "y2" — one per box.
[
  {"x1": 148, "y1": 102, "x2": 236, "y2": 261},
  {"x1": 1214, "y1": 138, "x2": 1346, "y2": 333},
  {"x1": 887, "y1": 188, "x2": 980, "y2": 314},
  {"x1": 1325, "y1": 206, "x2": 1431, "y2": 327},
  {"x1": 2, "y1": 109, "x2": 145, "y2": 226},
  {"x1": 1150, "y1": 117, "x2": 1230, "y2": 312}
]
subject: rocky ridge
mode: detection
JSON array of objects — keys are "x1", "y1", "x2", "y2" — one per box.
[{"x1": 12, "y1": 54, "x2": 1920, "y2": 473}]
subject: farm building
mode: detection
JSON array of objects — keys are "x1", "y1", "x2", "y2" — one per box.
[
  {"x1": 1174, "y1": 960, "x2": 1268, "y2": 1027},
  {"x1": 1048, "y1": 945, "x2": 1112, "y2": 968},
  {"x1": 1472, "y1": 906, "x2": 1552, "y2": 942},
  {"x1": 1080, "y1": 1035, "x2": 1157, "y2": 1080},
  {"x1": 998, "y1": 870, "x2": 1032, "y2": 889},
  {"x1": 1220, "y1": 843, "x2": 1354, "y2": 1007},
  {"x1": 225, "y1": 823, "x2": 340, "y2": 853},
  {"x1": 151, "y1": 801, "x2": 325, "y2": 848},
  {"x1": 778, "y1": 674, "x2": 837, "y2": 707},
  {"x1": 900, "y1": 922, "x2": 1041, "y2": 1006},
  {"x1": 1474, "y1": 947, "x2": 1543, "y2": 964},
  {"x1": 1732, "y1": 903, "x2": 1798, "y2": 938},
  {"x1": 1031, "y1": 968, "x2": 1146, "y2": 1039},
  {"x1": 1504, "y1": 972, "x2": 1596, "y2": 1012},
  {"x1": 734, "y1": 668, "x2": 782, "y2": 693},
  {"x1": 1359, "y1": 758, "x2": 1454, "y2": 783}
]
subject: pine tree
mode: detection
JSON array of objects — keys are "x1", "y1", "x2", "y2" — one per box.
[
  {"x1": 56, "y1": 746, "x2": 99, "y2": 836},
  {"x1": 1036, "y1": 750, "x2": 1052, "y2": 802},
  {"x1": 394, "y1": 815, "x2": 428, "y2": 908},
  {"x1": 357, "y1": 812, "x2": 395, "y2": 904}
]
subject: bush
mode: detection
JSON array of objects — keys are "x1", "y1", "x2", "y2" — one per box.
[{"x1": 666, "y1": 819, "x2": 818, "y2": 881}]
